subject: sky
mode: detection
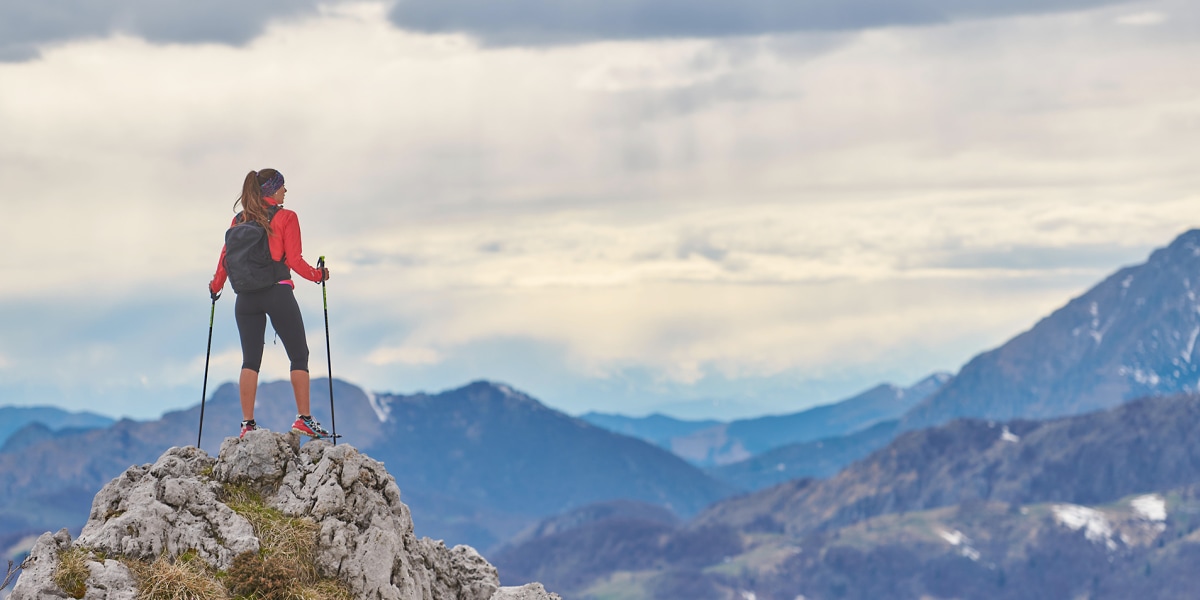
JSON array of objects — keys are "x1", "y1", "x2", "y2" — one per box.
[{"x1": 1, "y1": 0, "x2": 1198, "y2": 421}]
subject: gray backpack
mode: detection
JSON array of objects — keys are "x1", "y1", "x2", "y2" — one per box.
[{"x1": 223, "y1": 206, "x2": 289, "y2": 293}]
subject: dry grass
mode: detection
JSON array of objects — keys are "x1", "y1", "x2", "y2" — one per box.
[
  {"x1": 53, "y1": 547, "x2": 90, "y2": 599},
  {"x1": 226, "y1": 552, "x2": 294, "y2": 600},
  {"x1": 130, "y1": 555, "x2": 226, "y2": 600},
  {"x1": 221, "y1": 483, "x2": 349, "y2": 599},
  {"x1": 226, "y1": 551, "x2": 352, "y2": 600},
  {"x1": 222, "y1": 483, "x2": 319, "y2": 582},
  {"x1": 288, "y1": 580, "x2": 354, "y2": 600}
]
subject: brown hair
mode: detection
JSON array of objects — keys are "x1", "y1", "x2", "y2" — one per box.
[{"x1": 232, "y1": 169, "x2": 280, "y2": 236}]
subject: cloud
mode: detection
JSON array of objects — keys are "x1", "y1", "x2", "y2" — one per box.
[
  {"x1": 1115, "y1": 11, "x2": 1168, "y2": 26},
  {"x1": 3, "y1": 2, "x2": 1200, "y2": 419},
  {"x1": 916, "y1": 244, "x2": 1157, "y2": 272},
  {"x1": 0, "y1": 0, "x2": 1158, "y2": 66},
  {"x1": 388, "y1": 0, "x2": 1131, "y2": 45},
  {"x1": 0, "y1": 0, "x2": 334, "y2": 61},
  {"x1": 366, "y1": 345, "x2": 444, "y2": 367},
  {"x1": 0, "y1": 0, "x2": 1167, "y2": 63}
]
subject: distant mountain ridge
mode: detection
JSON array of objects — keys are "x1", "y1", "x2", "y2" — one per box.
[
  {"x1": 358, "y1": 381, "x2": 735, "y2": 547},
  {"x1": 577, "y1": 413, "x2": 719, "y2": 449},
  {"x1": 581, "y1": 374, "x2": 949, "y2": 469},
  {"x1": 904, "y1": 229, "x2": 1200, "y2": 430},
  {"x1": 666, "y1": 373, "x2": 950, "y2": 466},
  {"x1": 0, "y1": 379, "x2": 734, "y2": 557},
  {"x1": 0, "y1": 406, "x2": 113, "y2": 448},
  {"x1": 697, "y1": 393, "x2": 1200, "y2": 537},
  {"x1": 708, "y1": 418, "x2": 902, "y2": 490}
]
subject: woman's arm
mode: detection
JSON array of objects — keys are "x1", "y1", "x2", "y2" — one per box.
[{"x1": 275, "y1": 210, "x2": 327, "y2": 283}]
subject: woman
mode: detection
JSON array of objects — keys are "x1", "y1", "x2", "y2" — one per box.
[{"x1": 209, "y1": 168, "x2": 333, "y2": 439}]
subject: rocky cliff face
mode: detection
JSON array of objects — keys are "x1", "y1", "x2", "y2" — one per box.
[{"x1": 10, "y1": 431, "x2": 559, "y2": 600}]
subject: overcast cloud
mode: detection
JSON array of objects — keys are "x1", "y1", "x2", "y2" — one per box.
[
  {"x1": 388, "y1": 0, "x2": 1135, "y2": 44},
  {"x1": 0, "y1": 0, "x2": 1139, "y2": 61},
  {"x1": 0, "y1": 0, "x2": 335, "y2": 61},
  {"x1": 1, "y1": 0, "x2": 1198, "y2": 420}
]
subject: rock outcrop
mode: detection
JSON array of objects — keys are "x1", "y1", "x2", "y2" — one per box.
[{"x1": 11, "y1": 430, "x2": 560, "y2": 600}]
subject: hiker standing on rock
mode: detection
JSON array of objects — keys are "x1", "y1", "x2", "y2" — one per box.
[{"x1": 208, "y1": 169, "x2": 335, "y2": 440}]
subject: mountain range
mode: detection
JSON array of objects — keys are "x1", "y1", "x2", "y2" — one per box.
[
  {"x1": 577, "y1": 412, "x2": 720, "y2": 450},
  {"x1": 0, "y1": 379, "x2": 733, "y2": 560},
  {"x1": 707, "y1": 417, "x2": 902, "y2": 490},
  {"x1": 902, "y1": 229, "x2": 1200, "y2": 430},
  {"x1": 0, "y1": 407, "x2": 112, "y2": 448},
  {"x1": 495, "y1": 392, "x2": 1200, "y2": 598},
  {"x1": 583, "y1": 373, "x2": 950, "y2": 467}
]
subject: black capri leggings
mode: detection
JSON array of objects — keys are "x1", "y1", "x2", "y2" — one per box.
[{"x1": 235, "y1": 284, "x2": 309, "y2": 372}]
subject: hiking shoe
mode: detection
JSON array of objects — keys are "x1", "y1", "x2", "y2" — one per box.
[
  {"x1": 239, "y1": 419, "x2": 257, "y2": 438},
  {"x1": 292, "y1": 415, "x2": 337, "y2": 439}
]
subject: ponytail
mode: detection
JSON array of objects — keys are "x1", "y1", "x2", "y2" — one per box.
[{"x1": 232, "y1": 169, "x2": 278, "y2": 236}]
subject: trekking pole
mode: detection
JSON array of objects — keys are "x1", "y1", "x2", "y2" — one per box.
[
  {"x1": 198, "y1": 295, "x2": 217, "y2": 448},
  {"x1": 318, "y1": 256, "x2": 336, "y2": 444}
]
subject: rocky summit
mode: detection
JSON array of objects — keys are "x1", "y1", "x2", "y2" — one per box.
[{"x1": 10, "y1": 430, "x2": 560, "y2": 600}]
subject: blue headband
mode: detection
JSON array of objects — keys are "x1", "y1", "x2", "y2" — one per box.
[{"x1": 260, "y1": 172, "x2": 285, "y2": 197}]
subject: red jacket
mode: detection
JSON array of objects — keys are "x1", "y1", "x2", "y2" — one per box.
[{"x1": 210, "y1": 198, "x2": 324, "y2": 294}]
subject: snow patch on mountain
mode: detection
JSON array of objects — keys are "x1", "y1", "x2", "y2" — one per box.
[
  {"x1": 1000, "y1": 426, "x2": 1020, "y2": 443},
  {"x1": 937, "y1": 528, "x2": 981, "y2": 561},
  {"x1": 1053, "y1": 504, "x2": 1118, "y2": 551},
  {"x1": 366, "y1": 389, "x2": 390, "y2": 423},
  {"x1": 1131, "y1": 494, "x2": 1167, "y2": 522}
]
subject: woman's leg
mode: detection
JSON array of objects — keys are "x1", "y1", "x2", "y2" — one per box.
[
  {"x1": 239, "y1": 369, "x2": 258, "y2": 421},
  {"x1": 234, "y1": 292, "x2": 269, "y2": 421},
  {"x1": 291, "y1": 370, "x2": 310, "y2": 416},
  {"x1": 264, "y1": 285, "x2": 312, "y2": 416}
]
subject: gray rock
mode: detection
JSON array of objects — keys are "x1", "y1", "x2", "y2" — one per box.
[
  {"x1": 10, "y1": 431, "x2": 559, "y2": 600},
  {"x1": 76, "y1": 445, "x2": 258, "y2": 569},
  {"x1": 10, "y1": 528, "x2": 139, "y2": 600},
  {"x1": 492, "y1": 583, "x2": 564, "y2": 600},
  {"x1": 10, "y1": 528, "x2": 72, "y2": 600},
  {"x1": 213, "y1": 428, "x2": 299, "y2": 492},
  {"x1": 81, "y1": 558, "x2": 137, "y2": 600}
]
